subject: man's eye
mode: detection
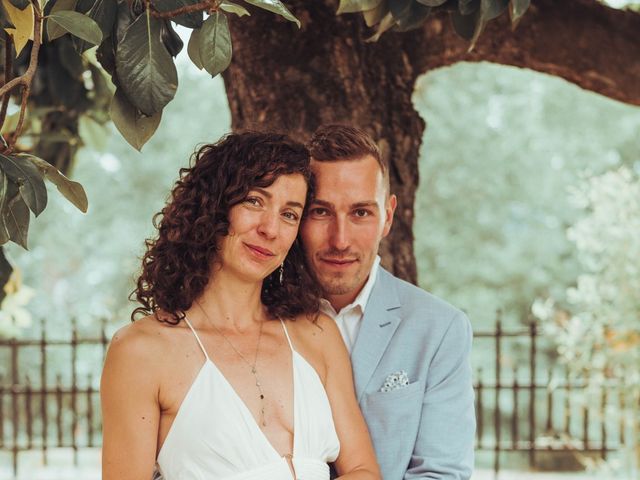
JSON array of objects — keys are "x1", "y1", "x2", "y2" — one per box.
[
  {"x1": 310, "y1": 208, "x2": 329, "y2": 216},
  {"x1": 354, "y1": 209, "x2": 370, "y2": 217}
]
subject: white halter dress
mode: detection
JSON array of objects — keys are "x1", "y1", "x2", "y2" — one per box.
[{"x1": 156, "y1": 319, "x2": 340, "y2": 480}]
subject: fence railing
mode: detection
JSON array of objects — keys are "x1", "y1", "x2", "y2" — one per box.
[{"x1": 0, "y1": 316, "x2": 632, "y2": 477}]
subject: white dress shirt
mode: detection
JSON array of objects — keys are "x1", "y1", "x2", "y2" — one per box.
[{"x1": 319, "y1": 256, "x2": 381, "y2": 353}]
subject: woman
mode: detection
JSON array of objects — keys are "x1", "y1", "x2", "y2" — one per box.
[{"x1": 100, "y1": 132, "x2": 381, "y2": 480}]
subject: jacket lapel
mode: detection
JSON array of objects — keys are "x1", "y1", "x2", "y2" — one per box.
[{"x1": 351, "y1": 268, "x2": 401, "y2": 403}]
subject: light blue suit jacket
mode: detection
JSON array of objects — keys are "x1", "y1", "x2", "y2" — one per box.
[{"x1": 351, "y1": 267, "x2": 475, "y2": 480}]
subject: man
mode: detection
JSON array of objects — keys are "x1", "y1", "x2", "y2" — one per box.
[{"x1": 301, "y1": 125, "x2": 475, "y2": 480}]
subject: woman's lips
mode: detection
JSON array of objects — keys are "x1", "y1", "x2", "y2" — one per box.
[{"x1": 244, "y1": 243, "x2": 275, "y2": 259}]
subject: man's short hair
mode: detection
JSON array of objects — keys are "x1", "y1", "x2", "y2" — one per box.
[{"x1": 307, "y1": 125, "x2": 389, "y2": 191}]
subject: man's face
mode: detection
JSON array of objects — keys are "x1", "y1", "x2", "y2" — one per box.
[{"x1": 301, "y1": 155, "x2": 396, "y2": 309}]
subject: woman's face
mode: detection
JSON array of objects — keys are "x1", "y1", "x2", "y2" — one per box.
[{"x1": 217, "y1": 173, "x2": 308, "y2": 283}]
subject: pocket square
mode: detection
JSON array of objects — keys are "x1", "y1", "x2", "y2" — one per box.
[{"x1": 379, "y1": 370, "x2": 410, "y2": 392}]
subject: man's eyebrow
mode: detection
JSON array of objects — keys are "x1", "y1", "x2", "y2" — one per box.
[
  {"x1": 309, "y1": 199, "x2": 335, "y2": 209},
  {"x1": 253, "y1": 188, "x2": 304, "y2": 209},
  {"x1": 352, "y1": 201, "x2": 379, "y2": 209}
]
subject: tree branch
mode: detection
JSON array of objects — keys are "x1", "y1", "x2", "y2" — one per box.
[
  {"x1": 145, "y1": 0, "x2": 217, "y2": 19},
  {"x1": 1, "y1": 1, "x2": 43, "y2": 152},
  {"x1": 0, "y1": 33, "x2": 14, "y2": 132},
  {"x1": 406, "y1": 0, "x2": 640, "y2": 106}
]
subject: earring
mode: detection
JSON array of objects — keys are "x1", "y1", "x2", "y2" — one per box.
[{"x1": 278, "y1": 263, "x2": 284, "y2": 284}]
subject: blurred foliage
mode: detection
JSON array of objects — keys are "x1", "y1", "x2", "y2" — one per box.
[
  {"x1": 413, "y1": 62, "x2": 640, "y2": 328},
  {"x1": 533, "y1": 167, "x2": 640, "y2": 473}
]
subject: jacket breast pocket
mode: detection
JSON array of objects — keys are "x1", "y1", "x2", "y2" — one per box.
[{"x1": 361, "y1": 381, "x2": 423, "y2": 476}]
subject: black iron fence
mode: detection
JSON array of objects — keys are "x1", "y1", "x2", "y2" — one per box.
[{"x1": 0, "y1": 316, "x2": 632, "y2": 476}]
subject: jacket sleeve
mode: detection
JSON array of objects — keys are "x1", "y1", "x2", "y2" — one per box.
[{"x1": 404, "y1": 312, "x2": 476, "y2": 480}]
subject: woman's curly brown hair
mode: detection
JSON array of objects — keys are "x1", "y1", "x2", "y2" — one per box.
[{"x1": 131, "y1": 132, "x2": 322, "y2": 324}]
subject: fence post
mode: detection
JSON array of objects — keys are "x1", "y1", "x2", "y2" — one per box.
[
  {"x1": 11, "y1": 336, "x2": 19, "y2": 476},
  {"x1": 528, "y1": 321, "x2": 537, "y2": 468},
  {"x1": 40, "y1": 316, "x2": 48, "y2": 466},
  {"x1": 494, "y1": 313, "x2": 502, "y2": 478}
]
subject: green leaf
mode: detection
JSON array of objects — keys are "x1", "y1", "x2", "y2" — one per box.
[
  {"x1": 160, "y1": 19, "x2": 183, "y2": 57},
  {"x1": 0, "y1": 154, "x2": 47, "y2": 217},
  {"x1": 19, "y1": 154, "x2": 88, "y2": 213},
  {"x1": 187, "y1": 27, "x2": 204, "y2": 70},
  {"x1": 220, "y1": 1, "x2": 250, "y2": 17},
  {"x1": 2, "y1": 181, "x2": 30, "y2": 250},
  {"x1": 47, "y1": 10, "x2": 103, "y2": 45},
  {"x1": 337, "y1": 0, "x2": 382, "y2": 14},
  {"x1": 415, "y1": 0, "x2": 446, "y2": 6},
  {"x1": 244, "y1": 0, "x2": 300, "y2": 27},
  {"x1": 0, "y1": 170, "x2": 11, "y2": 244},
  {"x1": 390, "y1": 0, "x2": 431, "y2": 32},
  {"x1": 366, "y1": 12, "x2": 395, "y2": 42},
  {"x1": 486, "y1": 0, "x2": 508, "y2": 20},
  {"x1": 469, "y1": 0, "x2": 495, "y2": 50},
  {"x1": 198, "y1": 11, "x2": 232, "y2": 78},
  {"x1": 71, "y1": 0, "x2": 118, "y2": 52},
  {"x1": 154, "y1": 0, "x2": 203, "y2": 28},
  {"x1": 115, "y1": 9, "x2": 178, "y2": 116},
  {"x1": 8, "y1": 0, "x2": 29, "y2": 9},
  {"x1": 509, "y1": 0, "x2": 529, "y2": 27},
  {"x1": 363, "y1": 0, "x2": 388, "y2": 27},
  {"x1": 449, "y1": 8, "x2": 476, "y2": 40},
  {"x1": 110, "y1": 89, "x2": 162, "y2": 152},
  {"x1": 45, "y1": 0, "x2": 77, "y2": 41},
  {"x1": 459, "y1": 0, "x2": 478, "y2": 15}
]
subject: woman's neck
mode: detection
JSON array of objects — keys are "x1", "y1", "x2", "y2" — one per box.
[{"x1": 191, "y1": 267, "x2": 266, "y2": 332}]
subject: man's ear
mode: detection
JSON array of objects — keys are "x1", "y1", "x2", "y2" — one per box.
[{"x1": 382, "y1": 194, "x2": 397, "y2": 238}]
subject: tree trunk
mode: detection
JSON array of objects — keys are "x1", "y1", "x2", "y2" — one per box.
[{"x1": 223, "y1": 0, "x2": 640, "y2": 284}]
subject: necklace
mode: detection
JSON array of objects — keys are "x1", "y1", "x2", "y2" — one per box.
[{"x1": 195, "y1": 301, "x2": 267, "y2": 427}]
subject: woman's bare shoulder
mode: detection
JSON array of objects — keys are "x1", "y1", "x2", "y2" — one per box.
[
  {"x1": 287, "y1": 313, "x2": 346, "y2": 353},
  {"x1": 107, "y1": 314, "x2": 177, "y2": 363}
]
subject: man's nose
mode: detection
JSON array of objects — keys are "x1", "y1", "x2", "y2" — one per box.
[
  {"x1": 257, "y1": 211, "x2": 278, "y2": 239},
  {"x1": 328, "y1": 217, "x2": 350, "y2": 251}
]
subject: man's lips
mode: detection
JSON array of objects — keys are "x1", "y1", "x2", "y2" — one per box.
[
  {"x1": 244, "y1": 243, "x2": 275, "y2": 258},
  {"x1": 320, "y1": 257, "x2": 358, "y2": 267}
]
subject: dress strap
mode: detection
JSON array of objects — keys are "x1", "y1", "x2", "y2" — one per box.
[
  {"x1": 183, "y1": 316, "x2": 211, "y2": 361},
  {"x1": 279, "y1": 319, "x2": 295, "y2": 352}
]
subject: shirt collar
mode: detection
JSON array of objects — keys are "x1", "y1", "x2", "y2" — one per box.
[{"x1": 319, "y1": 256, "x2": 381, "y2": 316}]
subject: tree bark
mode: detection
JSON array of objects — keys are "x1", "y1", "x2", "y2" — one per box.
[{"x1": 223, "y1": 0, "x2": 640, "y2": 284}]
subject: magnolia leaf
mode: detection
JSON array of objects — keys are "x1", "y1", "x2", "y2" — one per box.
[
  {"x1": 154, "y1": 0, "x2": 203, "y2": 28},
  {"x1": 337, "y1": 0, "x2": 382, "y2": 14},
  {"x1": 8, "y1": 0, "x2": 29, "y2": 8},
  {"x1": 187, "y1": 27, "x2": 203, "y2": 70},
  {"x1": 469, "y1": 0, "x2": 493, "y2": 51},
  {"x1": 198, "y1": 11, "x2": 232, "y2": 78},
  {"x1": 363, "y1": 0, "x2": 387, "y2": 27},
  {"x1": 366, "y1": 11, "x2": 395, "y2": 42},
  {"x1": 0, "y1": 154, "x2": 47, "y2": 217},
  {"x1": 160, "y1": 19, "x2": 183, "y2": 57},
  {"x1": 2, "y1": 0, "x2": 34, "y2": 56},
  {"x1": 395, "y1": 2, "x2": 431, "y2": 31},
  {"x1": 449, "y1": 8, "x2": 475, "y2": 40},
  {"x1": 48, "y1": 10, "x2": 103, "y2": 45},
  {"x1": 220, "y1": 1, "x2": 251, "y2": 17},
  {"x1": 459, "y1": 0, "x2": 478, "y2": 15},
  {"x1": 0, "y1": 170, "x2": 10, "y2": 244},
  {"x1": 46, "y1": 0, "x2": 77, "y2": 41},
  {"x1": 19, "y1": 154, "x2": 88, "y2": 213},
  {"x1": 509, "y1": 0, "x2": 530, "y2": 27},
  {"x1": 486, "y1": 0, "x2": 508, "y2": 20},
  {"x1": 110, "y1": 89, "x2": 162, "y2": 152},
  {"x1": 244, "y1": 0, "x2": 300, "y2": 27},
  {"x1": 2, "y1": 181, "x2": 29, "y2": 250},
  {"x1": 115, "y1": 9, "x2": 178, "y2": 116},
  {"x1": 415, "y1": 0, "x2": 446, "y2": 6},
  {"x1": 73, "y1": 0, "x2": 118, "y2": 52}
]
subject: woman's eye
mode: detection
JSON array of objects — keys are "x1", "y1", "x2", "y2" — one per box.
[
  {"x1": 245, "y1": 196, "x2": 261, "y2": 206},
  {"x1": 283, "y1": 211, "x2": 299, "y2": 222}
]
